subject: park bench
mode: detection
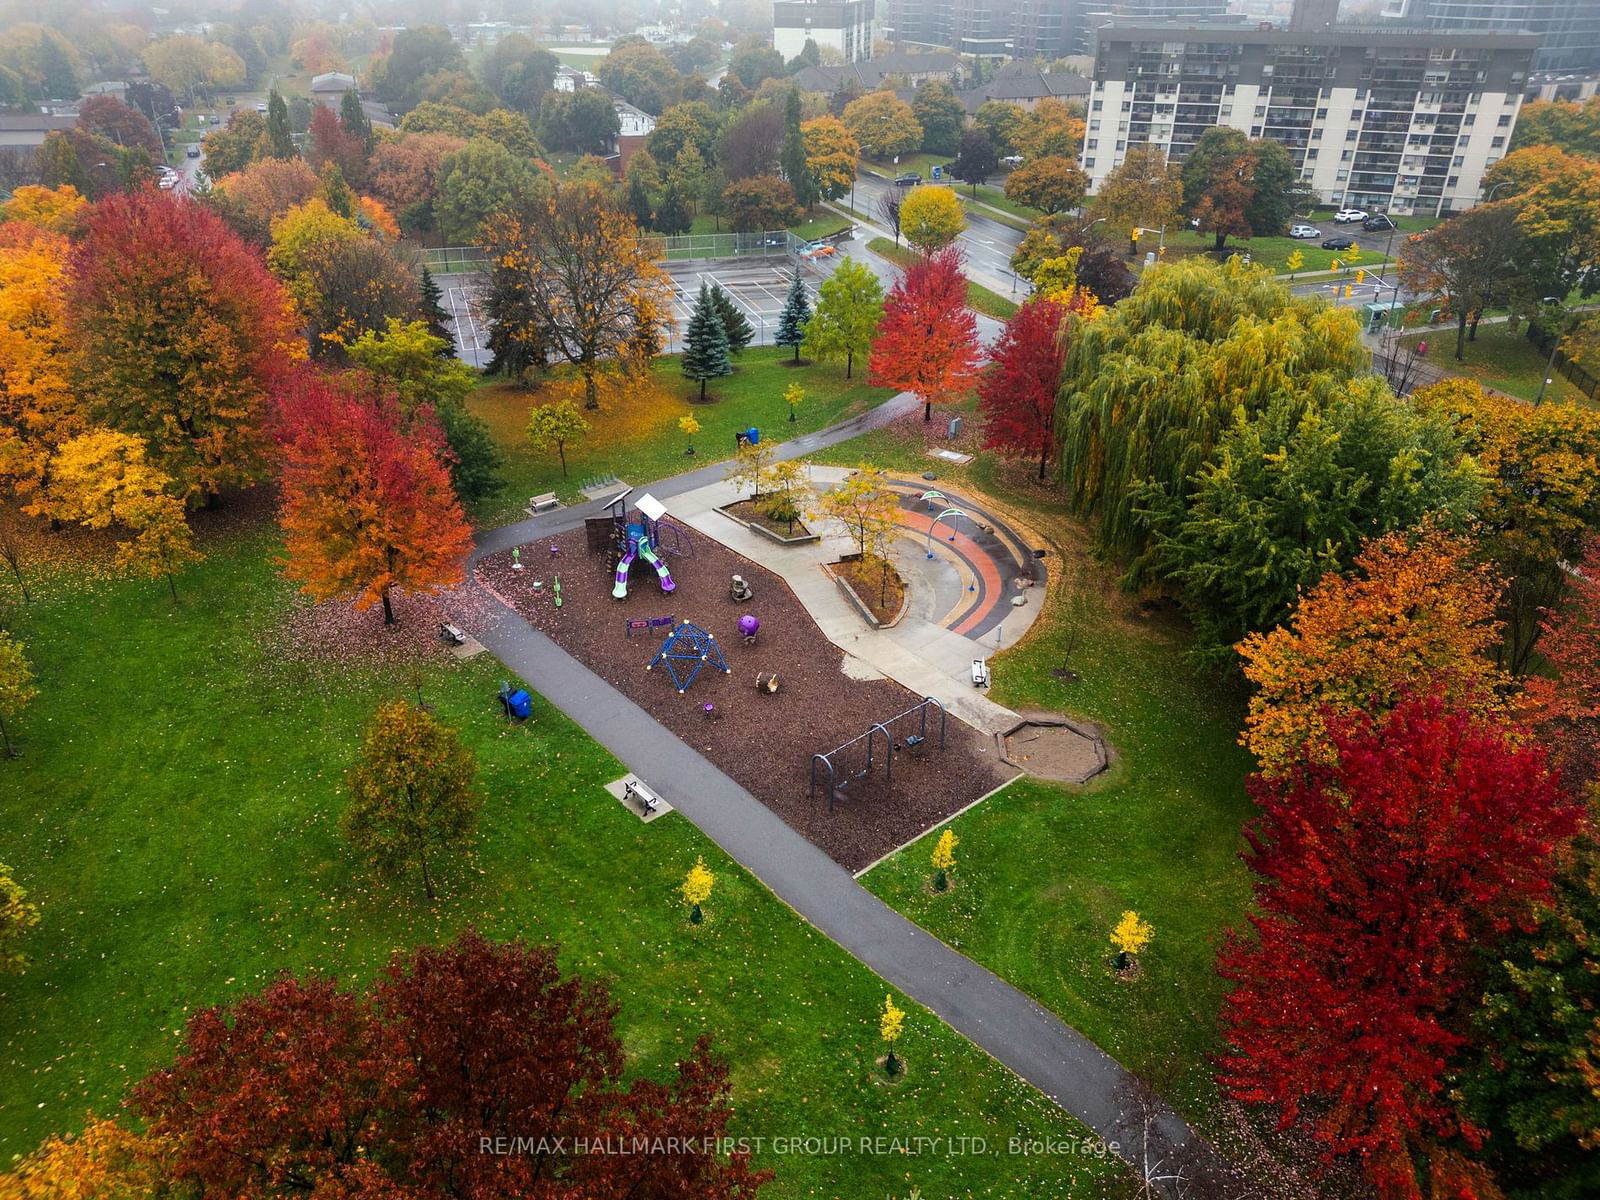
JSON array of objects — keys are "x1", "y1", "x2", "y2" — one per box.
[
  {"x1": 439, "y1": 622, "x2": 467, "y2": 646},
  {"x1": 971, "y1": 658, "x2": 991, "y2": 689},
  {"x1": 528, "y1": 492, "x2": 560, "y2": 514},
  {"x1": 623, "y1": 779, "x2": 660, "y2": 815}
]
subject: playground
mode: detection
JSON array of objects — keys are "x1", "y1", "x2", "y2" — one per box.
[{"x1": 475, "y1": 497, "x2": 1014, "y2": 871}]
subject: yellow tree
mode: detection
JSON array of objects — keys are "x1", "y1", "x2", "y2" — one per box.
[
  {"x1": 1237, "y1": 524, "x2": 1508, "y2": 778},
  {"x1": 879, "y1": 993, "x2": 906, "y2": 1076},
  {"x1": 525, "y1": 399, "x2": 589, "y2": 479},
  {"x1": 678, "y1": 414, "x2": 700, "y2": 455},
  {"x1": 724, "y1": 437, "x2": 777, "y2": 501},
  {"x1": 899, "y1": 185, "x2": 965, "y2": 253},
  {"x1": 815, "y1": 464, "x2": 901, "y2": 606},
  {"x1": 0, "y1": 184, "x2": 86, "y2": 232},
  {"x1": 681, "y1": 855, "x2": 714, "y2": 924},
  {"x1": 0, "y1": 631, "x2": 36, "y2": 760},
  {"x1": 801, "y1": 116, "x2": 858, "y2": 202},
  {"x1": 931, "y1": 828, "x2": 958, "y2": 891},
  {"x1": 1, "y1": 1116, "x2": 167, "y2": 1198},
  {"x1": 1110, "y1": 911, "x2": 1153, "y2": 970},
  {"x1": 45, "y1": 431, "x2": 202, "y2": 601},
  {"x1": 784, "y1": 381, "x2": 804, "y2": 424},
  {"x1": 1087, "y1": 144, "x2": 1181, "y2": 242},
  {"x1": 0, "y1": 227, "x2": 80, "y2": 507},
  {"x1": 842, "y1": 91, "x2": 921, "y2": 160}
]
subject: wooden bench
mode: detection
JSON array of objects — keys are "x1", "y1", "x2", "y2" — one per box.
[
  {"x1": 623, "y1": 779, "x2": 660, "y2": 815},
  {"x1": 439, "y1": 622, "x2": 468, "y2": 646},
  {"x1": 528, "y1": 492, "x2": 560, "y2": 514}
]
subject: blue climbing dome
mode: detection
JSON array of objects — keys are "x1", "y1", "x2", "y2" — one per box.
[{"x1": 645, "y1": 620, "x2": 731, "y2": 694}]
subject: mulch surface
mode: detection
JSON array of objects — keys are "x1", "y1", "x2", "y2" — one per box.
[{"x1": 477, "y1": 525, "x2": 1014, "y2": 871}]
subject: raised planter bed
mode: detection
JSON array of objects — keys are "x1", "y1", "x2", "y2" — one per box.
[
  {"x1": 715, "y1": 496, "x2": 820, "y2": 545},
  {"x1": 826, "y1": 553, "x2": 909, "y2": 630}
]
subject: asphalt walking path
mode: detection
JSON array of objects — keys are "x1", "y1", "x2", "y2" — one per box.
[{"x1": 467, "y1": 396, "x2": 1241, "y2": 1196}]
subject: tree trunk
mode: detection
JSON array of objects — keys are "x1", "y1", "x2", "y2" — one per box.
[
  {"x1": 1455, "y1": 311, "x2": 1468, "y2": 362},
  {"x1": 1038, "y1": 443, "x2": 1048, "y2": 480},
  {"x1": 583, "y1": 368, "x2": 599, "y2": 410},
  {"x1": 382, "y1": 585, "x2": 396, "y2": 626},
  {"x1": 700, "y1": 377, "x2": 707, "y2": 400},
  {"x1": 845, "y1": 349, "x2": 853, "y2": 379},
  {"x1": 923, "y1": 399, "x2": 932, "y2": 422},
  {"x1": 1213, "y1": 232, "x2": 1228, "y2": 252},
  {"x1": 793, "y1": 342, "x2": 801, "y2": 364},
  {"x1": 167, "y1": 573, "x2": 178, "y2": 604},
  {"x1": 558, "y1": 442, "x2": 567, "y2": 477},
  {"x1": 1468, "y1": 308, "x2": 1483, "y2": 341},
  {"x1": 0, "y1": 711, "x2": 12, "y2": 758}
]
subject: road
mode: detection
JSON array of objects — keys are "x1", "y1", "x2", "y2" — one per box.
[{"x1": 849, "y1": 167, "x2": 1028, "y2": 296}]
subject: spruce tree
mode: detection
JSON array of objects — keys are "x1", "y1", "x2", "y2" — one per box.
[
  {"x1": 420, "y1": 267, "x2": 454, "y2": 357},
  {"x1": 340, "y1": 88, "x2": 375, "y2": 153},
  {"x1": 625, "y1": 172, "x2": 653, "y2": 229},
  {"x1": 321, "y1": 163, "x2": 355, "y2": 217},
  {"x1": 710, "y1": 285, "x2": 753, "y2": 356},
  {"x1": 775, "y1": 272, "x2": 812, "y2": 363},
  {"x1": 266, "y1": 90, "x2": 295, "y2": 159},
  {"x1": 681, "y1": 282, "x2": 732, "y2": 400},
  {"x1": 655, "y1": 184, "x2": 691, "y2": 235},
  {"x1": 780, "y1": 88, "x2": 817, "y2": 210},
  {"x1": 38, "y1": 33, "x2": 77, "y2": 101}
]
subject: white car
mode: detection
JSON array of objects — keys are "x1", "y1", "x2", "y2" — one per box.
[
  {"x1": 1334, "y1": 208, "x2": 1368, "y2": 223},
  {"x1": 158, "y1": 173, "x2": 180, "y2": 190},
  {"x1": 1000, "y1": 154, "x2": 1024, "y2": 167},
  {"x1": 1289, "y1": 223, "x2": 1320, "y2": 238}
]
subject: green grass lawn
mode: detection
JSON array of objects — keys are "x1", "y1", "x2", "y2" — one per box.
[
  {"x1": 861, "y1": 153, "x2": 950, "y2": 180},
  {"x1": 1157, "y1": 228, "x2": 1396, "y2": 274},
  {"x1": 1400, "y1": 321, "x2": 1595, "y2": 407},
  {"x1": 867, "y1": 238, "x2": 1019, "y2": 321},
  {"x1": 811, "y1": 417, "x2": 1255, "y2": 1129},
  {"x1": 788, "y1": 213, "x2": 852, "y2": 242},
  {"x1": 0, "y1": 530, "x2": 1126, "y2": 1198},
  {"x1": 467, "y1": 347, "x2": 892, "y2": 523}
]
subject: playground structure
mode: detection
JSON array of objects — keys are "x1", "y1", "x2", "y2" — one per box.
[
  {"x1": 646, "y1": 620, "x2": 732, "y2": 694},
  {"x1": 808, "y1": 698, "x2": 949, "y2": 812},
  {"x1": 586, "y1": 490, "x2": 691, "y2": 600}
]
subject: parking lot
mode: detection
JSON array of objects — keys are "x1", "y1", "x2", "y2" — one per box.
[{"x1": 430, "y1": 253, "x2": 834, "y2": 365}]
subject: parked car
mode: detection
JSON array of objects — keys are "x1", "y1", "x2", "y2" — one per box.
[
  {"x1": 1363, "y1": 213, "x2": 1397, "y2": 232},
  {"x1": 185, "y1": 143, "x2": 201, "y2": 157},
  {"x1": 1289, "y1": 223, "x2": 1320, "y2": 239},
  {"x1": 800, "y1": 241, "x2": 837, "y2": 259},
  {"x1": 893, "y1": 172, "x2": 921, "y2": 186},
  {"x1": 1333, "y1": 208, "x2": 1367, "y2": 223},
  {"x1": 254, "y1": 101, "x2": 268, "y2": 113},
  {"x1": 1321, "y1": 235, "x2": 1356, "y2": 250},
  {"x1": 1000, "y1": 154, "x2": 1024, "y2": 167},
  {"x1": 158, "y1": 173, "x2": 179, "y2": 190}
]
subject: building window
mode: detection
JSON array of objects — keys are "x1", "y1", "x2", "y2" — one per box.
[
  {"x1": 1087, "y1": 138, "x2": 1098, "y2": 149},
  {"x1": 1447, "y1": 174, "x2": 1458, "y2": 186},
  {"x1": 1453, "y1": 154, "x2": 1464, "y2": 166},
  {"x1": 1306, "y1": 149, "x2": 1318, "y2": 159},
  {"x1": 1492, "y1": 136, "x2": 1504, "y2": 146},
  {"x1": 1347, "y1": 130, "x2": 1358, "y2": 140},
  {"x1": 1084, "y1": 158, "x2": 1096, "y2": 170},
  {"x1": 1497, "y1": 113, "x2": 1510, "y2": 126},
  {"x1": 1316, "y1": 107, "x2": 1328, "y2": 118},
  {"x1": 1463, "y1": 114, "x2": 1474, "y2": 124},
  {"x1": 1341, "y1": 150, "x2": 1352, "y2": 161},
  {"x1": 1337, "y1": 169, "x2": 1349, "y2": 180},
  {"x1": 1117, "y1": 140, "x2": 1126, "y2": 150},
  {"x1": 1093, "y1": 100, "x2": 1104, "y2": 110}
]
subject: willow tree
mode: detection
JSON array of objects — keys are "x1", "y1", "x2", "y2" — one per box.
[{"x1": 1055, "y1": 256, "x2": 1368, "y2": 562}]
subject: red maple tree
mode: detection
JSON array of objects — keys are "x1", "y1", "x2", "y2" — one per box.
[
  {"x1": 66, "y1": 185, "x2": 297, "y2": 504},
  {"x1": 868, "y1": 245, "x2": 981, "y2": 422},
  {"x1": 1217, "y1": 695, "x2": 1581, "y2": 1200},
  {"x1": 976, "y1": 292, "x2": 1092, "y2": 480},
  {"x1": 1521, "y1": 536, "x2": 1600, "y2": 788},
  {"x1": 274, "y1": 370, "x2": 472, "y2": 625},
  {"x1": 307, "y1": 105, "x2": 369, "y2": 187},
  {"x1": 134, "y1": 930, "x2": 771, "y2": 1200}
]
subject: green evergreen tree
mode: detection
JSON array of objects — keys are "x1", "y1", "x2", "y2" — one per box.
[
  {"x1": 775, "y1": 272, "x2": 811, "y2": 363},
  {"x1": 266, "y1": 89, "x2": 295, "y2": 159},
  {"x1": 655, "y1": 184, "x2": 691, "y2": 235},
  {"x1": 321, "y1": 163, "x2": 355, "y2": 217},
  {"x1": 625, "y1": 172, "x2": 654, "y2": 229},
  {"x1": 780, "y1": 88, "x2": 817, "y2": 210},
  {"x1": 710, "y1": 285, "x2": 753, "y2": 355},
  {"x1": 681, "y1": 282, "x2": 732, "y2": 400},
  {"x1": 420, "y1": 267, "x2": 455, "y2": 357},
  {"x1": 340, "y1": 88, "x2": 376, "y2": 153}
]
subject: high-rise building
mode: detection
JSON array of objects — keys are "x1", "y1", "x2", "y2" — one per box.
[
  {"x1": 1385, "y1": 0, "x2": 1600, "y2": 74},
  {"x1": 1081, "y1": 4, "x2": 1540, "y2": 217},
  {"x1": 883, "y1": 0, "x2": 1227, "y2": 60},
  {"x1": 773, "y1": 0, "x2": 877, "y2": 64}
]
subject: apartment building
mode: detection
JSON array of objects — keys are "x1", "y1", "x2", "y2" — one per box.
[
  {"x1": 774, "y1": 0, "x2": 877, "y2": 63},
  {"x1": 1082, "y1": 6, "x2": 1540, "y2": 217}
]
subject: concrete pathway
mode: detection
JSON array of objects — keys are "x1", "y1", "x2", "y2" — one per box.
[{"x1": 464, "y1": 398, "x2": 1242, "y2": 1197}]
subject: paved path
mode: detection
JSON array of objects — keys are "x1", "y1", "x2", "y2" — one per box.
[{"x1": 465, "y1": 399, "x2": 1244, "y2": 1197}]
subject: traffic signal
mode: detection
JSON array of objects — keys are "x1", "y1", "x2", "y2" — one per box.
[
  {"x1": 1130, "y1": 227, "x2": 1141, "y2": 241},
  {"x1": 1355, "y1": 269, "x2": 1366, "y2": 284},
  {"x1": 1331, "y1": 259, "x2": 1341, "y2": 271},
  {"x1": 1156, "y1": 244, "x2": 1166, "y2": 256},
  {"x1": 1342, "y1": 285, "x2": 1353, "y2": 298},
  {"x1": 1350, "y1": 243, "x2": 1360, "y2": 255}
]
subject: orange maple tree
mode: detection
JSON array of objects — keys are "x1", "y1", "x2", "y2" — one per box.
[
  {"x1": 274, "y1": 371, "x2": 471, "y2": 625},
  {"x1": 0, "y1": 224, "x2": 81, "y2": 507},
  {"x1": 868, "y1": 246, "x2": 981, "y2": 422},
  {"x1": 1237, "y1": 524, "x2": 1508, "y2": 778}
]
